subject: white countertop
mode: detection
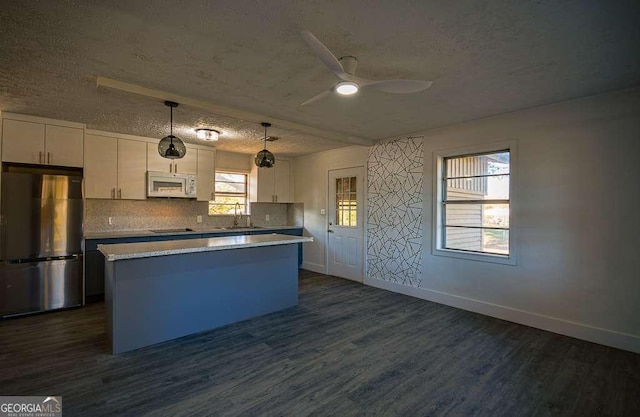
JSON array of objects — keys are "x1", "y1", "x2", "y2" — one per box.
[
  {"x1": 85, "y1": 225, "x2": 303, "y2": 240},
  {"x1": 98, "y1": 233, "x2": 313, "y2": 261}
]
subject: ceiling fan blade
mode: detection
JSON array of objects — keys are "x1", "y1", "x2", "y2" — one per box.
[
  {"x1": 300, "y1": 30, "x2": 347, "y2": 79},
  {"x1": 300, "y1": 89, "x2": 332, "y2": 106},
  {"x1": 363, "y1": 79, "x2": 433, "y2": 93}
]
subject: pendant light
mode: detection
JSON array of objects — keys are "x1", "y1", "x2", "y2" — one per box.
[
  {"x1": 254, "y1": 122, "x2": 275, "y2": 168},
  {"x1": 158, "y1": 101, "x2": 186, "y2": 159}
]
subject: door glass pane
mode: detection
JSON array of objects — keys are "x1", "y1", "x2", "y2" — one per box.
[{"x1": 336, "y1": 176, "x2": 357, "y2": 227}]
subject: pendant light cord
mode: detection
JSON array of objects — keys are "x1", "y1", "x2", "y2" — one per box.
[{"x1": 170, "y1": 106, "x2": 173, "y2": 144}]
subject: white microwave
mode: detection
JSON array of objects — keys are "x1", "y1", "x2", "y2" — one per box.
[{"x1": 147, "y1": 171, "x2": 197, "y2": 198}]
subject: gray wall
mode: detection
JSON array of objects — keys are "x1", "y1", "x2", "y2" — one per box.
[
  {"x1": 376, "y1": 88, "x2": 640, "y2": 352},
  {"x1": 296, "y1": 88, "x2": 640, "y2": 353}
]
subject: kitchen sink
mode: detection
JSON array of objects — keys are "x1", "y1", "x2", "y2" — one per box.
[
  {"x1": 222, "y1": 226, "x2": 263, "y2": 230},
  {"x1": 149, "y1": 228, "x2": 194, "y2": 233}
]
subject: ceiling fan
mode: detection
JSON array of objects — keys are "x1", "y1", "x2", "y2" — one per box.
[{"x1": 299, "y1": 30, "x2": 433, "y2": 106}]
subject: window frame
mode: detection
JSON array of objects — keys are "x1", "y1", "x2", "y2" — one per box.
[
  {"x1": 432, "y1": 141, "x2": 517, "y2": 265},
  {"x1": 208, "y1": 170, "x2": 249, "y2": 216}
]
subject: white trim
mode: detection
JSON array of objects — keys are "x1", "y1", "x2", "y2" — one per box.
[
  {"x1": 85, "y1": 129, "x2": 216, "y2": 152},
  {"x1": 431, "y1": 140, "x2": 518, "y2": 265},
  {"x1": 364, "y1": 277, "x2": 640, "y2": 354},
  {"x1": 301, "y1": 262, "x2": 326, "y2": 274},
  {"x1": 2, "y1": 112, "x2": 85, "y2": 129},
  {"x1": 96, "y1": 76, "x2": 371, "y2": 146}
]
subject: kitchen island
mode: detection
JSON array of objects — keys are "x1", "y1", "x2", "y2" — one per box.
[{"x1": 98, "y1": 233, "x2": 312, "y2": 354}]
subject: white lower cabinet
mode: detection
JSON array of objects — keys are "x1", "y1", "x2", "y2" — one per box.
[{"x1": 84, "y1": 134, "x2": 146, "y2": 200}]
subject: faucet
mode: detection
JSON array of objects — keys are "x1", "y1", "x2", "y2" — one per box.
[{"x1": 233, "y1": 202, "x2": 242, "y2": 226}]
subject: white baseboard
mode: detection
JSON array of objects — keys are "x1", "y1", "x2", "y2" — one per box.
[
  {"x1": 364, "y1": 277, "x2": 640, "y2": 354},
  {"x1": 301, "y1": 261, "x2": 326, "y2": 274}
]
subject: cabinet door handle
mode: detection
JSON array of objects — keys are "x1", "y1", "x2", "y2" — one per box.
[
  {"x1": 39, "y1": 151, "x2": 42, "y2": 164},
  {"x1": 275, "y1": 195, "x2": 278, "y2": 202},
  {"x1": 118, "y1": 189, "x2": 122, "y2": 199},
  {"x1": 211, "y1": 192, "x2": 214, "y2": 201},
  {"x1": 169, "y1": 163, "x2": 172, "y2": 173},
  {"x1": 175, "y1": 163, "x2": 178, "y2": 173},
  {"x1": 111, "y1": 188, "x2": 115, "y2": 199},
  {"x1": 47, "y1": 152, "x2": 51, "y2": 164}
]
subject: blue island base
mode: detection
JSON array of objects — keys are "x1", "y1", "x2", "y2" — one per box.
[{"x1": 105, "y1": 243, "x2": 298, "y2": 354}]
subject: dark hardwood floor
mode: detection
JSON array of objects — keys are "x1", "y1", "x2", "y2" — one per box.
[{"x1": 1, "y1": 270, "x2": 639, "y2": 416}]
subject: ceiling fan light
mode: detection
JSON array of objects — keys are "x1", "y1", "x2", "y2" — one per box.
[
  {"x1": 335, "y1": 81, "x2": 359, "y2": 95},
  {"x1": 196, "y1": 128, "x2": 220, "y2": 141}
]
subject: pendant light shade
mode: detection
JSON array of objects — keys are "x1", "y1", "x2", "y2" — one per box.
[
  {"x1": 255, "y1": 122, "x2": 275, "y2": 168},
  {"x1": 158, "y1": 101, "x2": 186, "y2": 159}
]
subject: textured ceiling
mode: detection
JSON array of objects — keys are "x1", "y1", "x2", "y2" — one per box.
[{"x1": 0, "y1": 0, "x2": 639, "y2": 156}]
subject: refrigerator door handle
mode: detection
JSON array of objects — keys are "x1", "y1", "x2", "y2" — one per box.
[{"x1": 39, "y1": 151, "x2": 42, "y2": 164}]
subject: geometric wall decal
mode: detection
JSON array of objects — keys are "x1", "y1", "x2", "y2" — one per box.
[{"x1": 367, "y1": 137, "x2": 424, "y2": 287}]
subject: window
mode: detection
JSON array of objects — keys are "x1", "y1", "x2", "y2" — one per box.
[
  {"x1": 208, "y1": 172, "x2": 248, "y2": 215},
  {"x1": 434, "y1": 145, "x2": 514, "y2": 263},
  {"x1": 335, "y1": 176, "x2": 358, "y2": 227}
]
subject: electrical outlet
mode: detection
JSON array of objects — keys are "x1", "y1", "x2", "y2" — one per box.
[
  {"x1": 265, "y1": 214, "x2": 270, "y2": 222},
  {"x1": 108, "y1": 217, "x2": 113, "y2": 225},
  {"x1": 320, "y1": 208, "x2": 326, "y2": 215},
  {"x1": 196, "y1": 215, "x2": 202, "y2": 223}
]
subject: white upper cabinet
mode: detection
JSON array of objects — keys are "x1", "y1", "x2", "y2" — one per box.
[
  {"x1": 147, "y1": 143, "x2": 197, "y2": 174},
  {"x1": 84, "y1": 134, "x2": 146, "y2": 200},
  {"x1": 84, "y1": 134, "x2": 118, "y2": 199},
  {"x1": 250, "y1": 159, "x2": 292, "y2": 203},
  {"x1": 118, "y1": 139, "x2": 147, "y2": 200},
  {"x1": 45, "y1": 125, "x2": 84, "y2": 167},
  {"x1": 196, "y1": 148, "x2": 215, "y2": 202},
  {"x1": 2, "y1": 118, "x2": 83, "y2": 167},
  {"x1": 274, "y1": 160, "x2": 291, "y2": 203}
]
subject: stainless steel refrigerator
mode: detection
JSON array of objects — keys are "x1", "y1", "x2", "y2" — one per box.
[{"x1": 0, "y1": 170, "x2": 83, "y2": 318}]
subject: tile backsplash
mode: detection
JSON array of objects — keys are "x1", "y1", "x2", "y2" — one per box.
[{"x1": 84, "y1": 199, "x2": 303, "y2": 232}]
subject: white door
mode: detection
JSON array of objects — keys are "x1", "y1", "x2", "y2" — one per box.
[{"x1": 328, "y1": 167, "x2": 364, "y2": 282}]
